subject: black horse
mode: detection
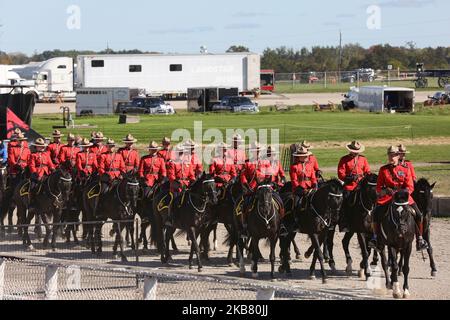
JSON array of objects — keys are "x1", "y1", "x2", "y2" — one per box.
[
  {"x1": 279, "y1": 179, "x2": 344, "y2": 284},
  {"x1": 200, "y1": 179, "x2": 243, "y2": 265},
  {"x1": 326, "y1": 174, "x2": 379, "y2": 279},
  {"x1": 83, "y1": 173, "x2": 140, "y2": 261},
  {"x1": 240, "y1": 180, "x2": 282, "y2": 279},
  {"x1": 411, "y1": 178, "x2": 437, "y2": 277},
  {"x1": 378, "y1": 189, "x2": 416, "y2": 299},
  {"x1": 152, "y1": 173, "x2": 218, "y2": 271},
  {"x1": 13, "y1": 169, "x2": 73, "y2": 251}
]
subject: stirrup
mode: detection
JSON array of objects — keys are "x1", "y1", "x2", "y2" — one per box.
[{"x1": 416, "y1": 239, "x2": 429, "y2": 252}]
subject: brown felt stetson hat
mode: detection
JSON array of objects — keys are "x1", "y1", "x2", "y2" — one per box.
[
  {"x1": 52, "y1": 130, "x2": 64, "y2": 138},
  {"x1": 148, "y1": 141, "x2": 160, "y2": 150},
  {"x1": 387, "y1": 146, "x2": 400, "y2": 155},
  {"x1": 293, "y1": 147, "x2": 311, "y2": 157},
  {"x1": 232, "y1": 134, "x2": 244, "y2": 142},
  {"x1": 67, "y1": 133, "x2": 76, "y2": 141},
  {"x1": 94, "y1": 132, "x2": 106, "y2": 141},
  {"x1": 398, "y1": 144, "x2": 410, "y2": 154},
  {"x1": 32, "y1": 138, "x2": 47, "y2": 147},
  {"x1": 79, "y1": 138, "x2": 93, "y2": 148},
  {"x1": 16, "y1": 133, "x2": 28, "y2": 141},
  {"x1": 162, "y1": 137, "x2": 171, "y2": 145},
  {"x1": 106, "y1": 139, "x2": 116, "y2": 147},
  {"x1": 123, "y1": 134, "x2": 137, "y2": 143},
  {"x1": 346, "y1": 141, "x2": 365, "y2": 154}
]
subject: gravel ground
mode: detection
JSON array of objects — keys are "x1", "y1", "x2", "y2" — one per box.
[{"x1": 1, "y1": 218, "x2": 448, "y2": 300}]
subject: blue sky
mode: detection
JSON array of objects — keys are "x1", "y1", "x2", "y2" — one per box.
[{"x1": 0, "y1": 0, "x2": 449, "y2": 55}]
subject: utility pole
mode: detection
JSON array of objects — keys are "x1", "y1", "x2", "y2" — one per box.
[{"x1": 338, "y1": 30, "x2": 342, "y2": 83}]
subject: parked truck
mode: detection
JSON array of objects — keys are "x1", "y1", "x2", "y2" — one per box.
[
  {"x1": 11, "y1": 57, "x2": 76, "y2": 102},
  {"x1": 76, "y1": 53, "x2": 261, "y2": 98}
]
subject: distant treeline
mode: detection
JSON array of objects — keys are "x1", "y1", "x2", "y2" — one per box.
[{"x1": 1, "y1": 43, "x2": 449, "y2": 72}]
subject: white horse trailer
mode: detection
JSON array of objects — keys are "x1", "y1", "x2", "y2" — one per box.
[
  {"x1": 76, "y1": 53, "x2": 261, "y2": 97},
  {"x1": 76, "y1": 87, "x2": 131, "y2": 116},
  {"x1": 357, "y1": 86, "x2": 415, "y2": 113}
]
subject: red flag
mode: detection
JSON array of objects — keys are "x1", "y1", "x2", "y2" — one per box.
[{"x1": 6, "y1": 108, "x2": 30, "y2": 138}]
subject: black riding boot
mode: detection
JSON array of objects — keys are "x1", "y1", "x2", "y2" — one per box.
[{"x1": 412, "y1": 204, "x2": 428, "y2": 251}]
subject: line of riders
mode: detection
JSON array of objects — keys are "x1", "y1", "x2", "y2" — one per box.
[{"x1": 0, "y1": 128, "x2": 428, "y2": 252}]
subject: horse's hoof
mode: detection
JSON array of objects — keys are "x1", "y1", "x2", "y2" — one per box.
[
  {"x1": 198, "y1": 268, "x2": 203, "y2": 273},
  {"x1": 121, "y1": 256, "x2": 128, "y2": 263},
  {"x1": 346, "y1": 266, "x2": 353, "y2": 276},
  {"x1": 431, "y1": 270, "x2": 437, "y2": 277},
  {"x1": 330, "y1": 264, "x2": 337, "y2": 275},
  {"x1": 309, "y1": 275, "x2": 316, "y2": 280},
  {"x1": 296, "y1": 255, "x2": 303, "y2": 262},
  {"x1": 26, "y1": 245, "x2": 35, "y2": 252},
  {"x1": 324, "y1": 258, "x2": 330, "y2": 264},
  {"x1": 358, "y1": 269, "x2": 365, "y2": 279},
  {"x1": 322, "y1": 278, "x2": 328, "y2": 284},
  {"x1": 279, "y1": 265, "x2": 285, "y2": 274},
  {"x1": 252, "y1": 273, "x2": 258, "y2": 279},
  {"x1": 392, "y1": 283, "x2": 402, "y2": 299},
  {"x1": 304, "y1": 252, "x2": 311, "y2": 259},
  {"x1": 189, "y1": 265, "x2": 193, "y2": 270},
  {"x1": 398, "y1": 272, "x2": 403, "y2": 277},
  {"x1": 52, "y1": 248, "x2": 56, "y2": 252},
  {"x1": 403, "y1": 290, "x2": 411, "y2": 299}
]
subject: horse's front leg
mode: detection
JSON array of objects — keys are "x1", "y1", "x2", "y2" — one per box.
[
  {"x1": 311, "y1": 233, "x2": 327, "y2": 284},
  {"x1": 251, "y1": 238, "x2": 260, "y2": 278},
  {"x1": 390, "y1": 247, "x2": 402, "y2": 299},
  {"x1": 326, "y1": 228, "x2": 336, "y2": 273},
  {"x1": 342, "y1": 232, "x2": 354, "y2": 276},
  {"x1": 129, "y1": 221, "x2": 135, "y2": 250},
  {"x1": 378, "y1": 245, "x2": 391, "y2": 289},
  {"x1": 188, "y1": 226, "x2": 202, "y2": 272},
  {"x1": 357, "y1": 233, "x2": 370, "y2": 280},
  {"x1": 118, "y1": 223, "x2": 128, "y2": 262},
  {"x1": 269, "y1": 236, "x2": 278, "y2": 279},
  {"x1": 291, "y1": 236, "x2": 302, "y2": 261},
  {"x1": 402, "y1": 242, "x2": 412, "y2": 299},
  {"x1": 424, "y1": 224, "x2": 437, "y2": 277}
]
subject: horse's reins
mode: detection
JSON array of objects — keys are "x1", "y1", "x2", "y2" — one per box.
[
  {"x1": 310, "y1": 185, "x2": 343, "y2": 228},
  {"x1": 47, "y1": 172, "x2": 72, "y2": 207},
  {"x1": 256, "y1": 185, "x2": 276, "y2": 227},
  {"x1": 116, "y1": 179, "x2": 139, "y2": 216},
  {"x1": 188, "y1": 179, "x2": 216, "y2": 213}
]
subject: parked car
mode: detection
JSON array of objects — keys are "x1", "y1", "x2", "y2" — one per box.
[
  {"x1": 118, "y1": 97, "x2": 175, "y2": 115},
  {"x1": 212, "y1": 96, "x2": 259, "y2": 113},
  {"x1": 341, "y1": 68, "x2": 375, "y2": 83}
]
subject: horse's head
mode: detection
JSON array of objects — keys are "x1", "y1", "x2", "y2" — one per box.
[
  {"x1": 360, "y1": 173, "x2": 378, "y2": 203},
  {"x1": 55, "y1": 169, "x2": 73, "y2": 204},
  {"x1": 322, "y1": 179, "x2": 344, "y2": 223},
  {"x1": 197, "y1": 172, "x2": 218, "y2": 206},
  {"x1": 256, "y1": 177, "x2": 274, "y2": 216},
  {"x1": 413, "y1": 178, "x2": 435, "y2": 217},
  {"x1": 0, "y1": 165, "x2": 8, "y2": 192},
  {"x1": 123, "y1": 173, "x2": 140, "y2": 208},
  {"x1": 391, "y1": 189, "x2": 415, "y2": 238}
]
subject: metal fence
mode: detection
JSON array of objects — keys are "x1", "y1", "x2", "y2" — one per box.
[
  {"x1": 275, "y1": 70, "x2": 420, "y2": 89},
  {"x1": 0, "y1": 220, "x2": 139, "y2": 266},
  {"x1": 0, "y1": 254, "x2": 361, "y2": 300}
]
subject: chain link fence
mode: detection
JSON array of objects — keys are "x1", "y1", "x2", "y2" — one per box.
[
  {"x1": 274, "y1": 70, "x2": 434, "y2": 91},
  {"x1": 0, "y1": 220, "x2": 138, "y2": 266},
  {"x1": 0, "y1": 254, "x2": 362, "y2": 300}
]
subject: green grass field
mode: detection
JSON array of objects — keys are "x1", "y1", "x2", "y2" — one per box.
[
  {"x1": 31, "y1": 105, "x2": 450, "y2": 145},
  {"x1": 30, "y1": 106, "x2": 450, "y2": 193},
  {"x1": 275, "y1": 78, "x2": 442, "y2": 94}
]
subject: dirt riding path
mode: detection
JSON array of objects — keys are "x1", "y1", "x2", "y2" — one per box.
[{"x1": 2, "y1": 218, "x2": 448, "y2": 300}]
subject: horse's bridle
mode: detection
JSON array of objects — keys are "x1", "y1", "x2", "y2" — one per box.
[
  {"x1": 47, "y1": 172, "x2": 73, "y2": 208},
  {"x1": 256, "y1": 185, "x2": 276, "y2": 226},
  {"x1": 310, "y1": 186, "x2": 343, "y2": 228},
  {"x1": 359, "y1": 181, "x2": 377, "y2": 215}
]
